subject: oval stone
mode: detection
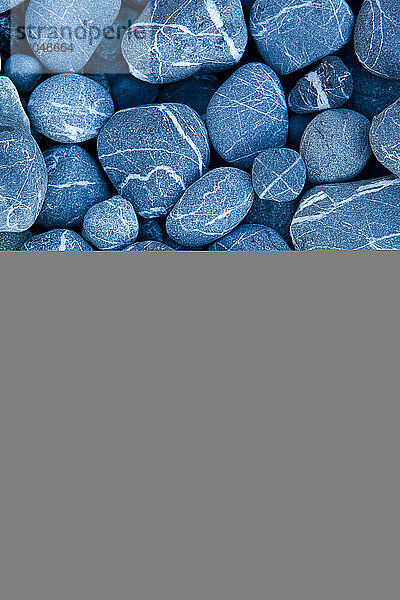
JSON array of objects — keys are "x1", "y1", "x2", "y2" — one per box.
[
  {"x1": 28, "y1": 74, "x2": 114, "y2": 143},
  {"x1": 121, "y1": 0, "x2": 247, "y2": 84},
  {"x1": 38, "y1": 144, "x2": 111, "y2": 229},
  {"x1": 290, "y1": 178, "x2": 400, "y2": 250},
  {"x1": 97, "y1": 103, "x2": 210, "y2": 218},
  {"x1": 82, "y1": 196, "x2": 139, "y2": 250},
  {"x1": 0, "y1": 119, "x2": 47, "y2": 232},
  {"x1": 250, "y1": 0, "x2": 354, "y2": 75},
  {"x1": 206, "y1": 63, "x2": 288, "y2": 168},
  {"x1": 166, "y1": 167, "x2": 254, "y2": 247},
  {"x1": 370, "y1": 98, "x2": 400, "y2": 177},
  {"x1": 3, "y1": 54, "x2": 43, "y2": 95},
  {"x1": 23, "y1": 229, "x2": 93, "y2": 251},
  {"x1": 354, "y1": 0, "x2": 400, "y2": 80},
  {"x1": 25, "y1": 0, "x2": 121, "y2": 73},
  {"x1": 252, "y1": 148, "x2": 306, "y2": 203},
  {"x1": 209, "y1": 224, "x2": 292, "y2": 251}
]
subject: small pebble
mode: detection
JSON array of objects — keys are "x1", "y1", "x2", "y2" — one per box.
[
  {"x1": 3, "y1": 54, "x2": 43, "y2": 95},
  {"x1": 209, "y1": 224, "x2": 292, "y2": 251},
  {"x1": 23, "y1": 229, "x2": 93, "y2": 251},
  {"x1": 300, "y1": 109, "x2": 371, "y2": 184},
  {"x1": 82, "y1": 197, "x2": 139, "y2": 250},
  {"x1": 166, "y1": 167, "x2": 254, "y2": 247},
  {"x1": 252, "y1": 149, "x2": 306, "y2": 203}
]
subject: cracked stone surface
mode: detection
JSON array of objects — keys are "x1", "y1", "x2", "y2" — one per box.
[
  {"x1": 250, "y1": 0, "x2": 354, "y2": 75},
  {"x1": 290, "y1": 178, "x2": 400, "y2": 250},
  {"x1": 300, "y1": 109, "x2": 371, "y2": 184},
  {"x1": 123, "y1": 240, "x2": 174, "y2": 251},
  {"x1": 25, "y1": 0, "x2": 121, "y2": 73},
  {"x1": 82, "y1": 196, "x2": 139, "y2": 250},
  {"x1": 121, "y1": 0, "x2": 247, "y2": 84},
  {"x1": 354, "y1": 0, "x2": 400, "y2": 80},
  {"x1": 369, "y1": 98, "x2": 400, "y2": 177},
  {"x1": 166, "y1": 167, "x2": 254, "y2": 247},
  {"x1": 23, "y1": 229, "x2": 93, "y2": 250},
  {"x1": 97, "y1": 103, "x2": 210, "y2": 218},
  {"x1": 38, "y1": 144, "x2": 111, "y2": 229},
  {"x1": 208, "y1": 223, "x2": 292, "y2": 250},
  {"x1": 0, "y1": 119, "x2": 47, "y2": 232},
  {"x1": 28, "y1": 74, "x2": 114, "y2": 143},
  {"x1": 252, "y1": 148, "x2": 306, "y2": 203},
  {"x1": 0, "y1": 76, "x2": 30, "y2": 131},
  {"x1": 206, "y1": 62, "x2": 288, "y2": 168},
  {"x1": 288, "y1": 56, "x2": 353, "y2": 114}
]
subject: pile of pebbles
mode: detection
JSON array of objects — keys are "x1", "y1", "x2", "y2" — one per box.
[{"x1": 1, "y1": 0, "x2": 400, "y2": 251}]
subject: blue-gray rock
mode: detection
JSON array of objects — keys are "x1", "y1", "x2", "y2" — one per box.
[
  {"x1": 0, "y1": 119, "x2": 47, "y2": 232},
  {"x1": 0, "y1": 76, "x2": 30, "y2": 131},
  {"x1": 38, "y1": 144, "x2": 110, "y2": 229},
  {"x1": 288, "y1": 56, "x2": 353, "y2": 114},
  {"x1": 0, "y1": 0, "x2": 24, "y2": 13},
  {"x1": 28, "y1": 74, "x2": 114, "y2": 143},
  {"x1": 0, "y1": 230, "x2": 32, "y2": 251},
  {"x1": 3, "y1": 54, "x2": 43, "y2": 95},
  {"x1": 23, "y1": 229, "x2": 93, "y2": 251},
  {"x1": 250, "y1": 0, "x2": 354, "y2": 75},
  {"x1": 121, "y1": 0, "x2": 247, "y2": 84},
  {"x1": 82, "y1": 196, "x2": 139, "y2": 250},
  {"x1": 97, "y1": 103, "x2": 210, "y2": 218},
  {"x1": 252, "y1": 148, "x2": 306, "y2": 203},
  {"x1": 138, "y1": 218, "x2": 164, "y2": 243},
  {"x1": 111, "y1": 75, "x2": 159, "y2": 110},
  {"x1": 369, "y1": 98, "x2": 400, "y2": 177},
  {"x1": 166, "y1": 167, "x2": 254, "y2": 247},
  {"x1": 244, "y1": 195, "x2": 298, "y2": 244},
  {"x1": 25, "y1": 0, "x2": 121, "y2": 73},
  {"x1": 340, "y1": 46, "x2": 400, "y2": 120},
  {"x1": 206, "y1": 63, "x2": 288, "y2": 168},
  {"x1": 287, "y1": 113, "x2": 314, "y2": 149},
  {"x1": 290, "y1": 178, "x2": 400, "y2": 250},
  {"x1": 123, "y1": 241, "x2": 174, "y2": 251},
  {"x1": 157, "y1": 74, "x2": 219, "y2": 120},
  {"x1": 300, "y1": 109, "x2": 371, "y2": 184},
  {"x1": 354, "y1": 0, "x2": 400, "y2": 80},
  {"x1": 209, "y1": 224, "x2": 292, "y2": 250}
]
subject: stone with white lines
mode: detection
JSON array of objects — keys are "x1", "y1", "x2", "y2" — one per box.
[
  {"x1": 290, "y1": 178, "x2": 400, "y2": 250},
  {"x1": 28, "y1": 74, "x2": 114, "y2": 143},
  {"x1": 166, "y1": 167, "x2": 254, "y2": 247},
  {"x1": 23, "y1": 229, "x2": 93, "y2": 251},
  {"x1": 369, "y1": 98, "x2": 400, "y2": 177},
  {"x1": 250, "y1": 0, "x2": 354, "y2": 75},
  {"x1": 82, "y1": 196, "x2": 139, "y2": 250},
  {"x1": 209, "y1": 224, "x2": 292, "y2": 250},
  {"x1": 97, "y1": 103, "x2": 210, "y2": 218},
  {"x1": 252, "y1": 148, "x2": 306, "y2": 203},
  {"x1": 206, "y1": 62, "x2": 288, "y2": 168},
  {"x1": 121, "y1": 0, "x2": 247, "y2": 84}
]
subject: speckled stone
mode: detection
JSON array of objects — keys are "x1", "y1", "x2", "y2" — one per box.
[
  {"x1": 0, "y1": 230, "x2": 32, "y2": 251},
  {"x1": 3, "y1": 54, "x2": 43, "y2": 95},
  {"x1": 252, "y1": 148, "x2": 306, "y2": 203},
  {"x1": 290, "y1": 178, "x2": 400, "y2": 250},
  {"x1": 0, "y1": 119, "x2": 47, "y2": 232},
  {"x1": 354, "y1": 0, "x2": 400, "y2": 80},
  {"x1": 38, "y1": 144, "x2": 110, "y2": 229},
  {"x1": 250, "y1": 0, "x2": 354, "y2": 75},
  {"x1": 97, "y1": 103, "x2": 210, "y2": 218},
  {"x1": 209, "y1": 224, "x2": 292, "y2": 250},
  {"x1": 82, "y1": 196, "x2": 139, "y2": 250},
  {"x1": 0, "y1": 77, "x2": 30, "y2": 131},
  {"x1": 157, "y1": 74, "x2": 219, "y2": 120},
  {"x1": 288, "y1": 56, "x2": 353, "y2": 114},
  {"x1": 123, "y1": 240, "x2": 174, "y2": 251},
  {"x1": 23, "y1": 229, "x2": 93, "y2": 251},
  {"x1": 111, "y1": 75, "x2": 159, "y2": 110},
  {"x1": 300, "y1": 109, "x2": 371, "y2": 184},
  {"x1": 28, "y1": 74, "x2": 114, "y2": 143},
  {"x1": 25, "y1": 0, "x2": 121, "y2": 73},
  {"x1": 0, "y1": 0, "x2": 24, "y2": 13},
  {"x1": 206, "y1": 63, "x2": 288, "y2": 168},
  {"x1": 369, "y1": 98, "x2": 400, "y2": 177},
  {"x1": 122, "y1": 0, "x2": 247, "y2": 84},
  {"x1": 166, "y1": 167, "x2": 254, "y2": 247}
]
